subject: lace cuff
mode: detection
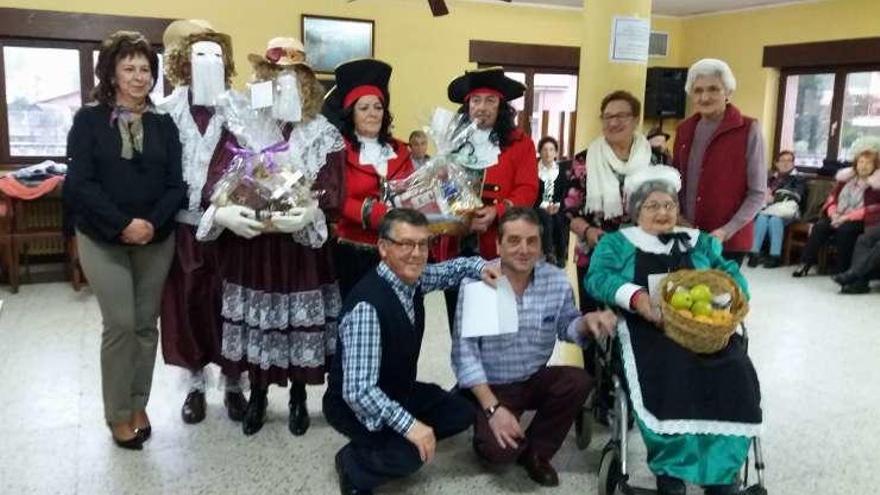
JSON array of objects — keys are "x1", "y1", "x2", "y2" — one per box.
[
  {"x1": 196, "y1": 204, "x2": 224, "y2": 241},
  {"x1": 291, "y1": 208, "x2": 329, "y2": 248}
]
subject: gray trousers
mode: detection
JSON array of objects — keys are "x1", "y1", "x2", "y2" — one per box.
[
  {"x1": 849, "y1": 224, "x2": 880, "y2": 279},
  {"x1": 77, "y1": 231, "x2": 175, "y2": 424}
]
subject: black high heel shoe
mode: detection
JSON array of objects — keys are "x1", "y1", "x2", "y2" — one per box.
[
  {"x1": 242, "y1": 387, "x2": 268, "y2": 436},
  {"x1": 792, "y1": 264, "x2": 812, "y2": 278},
  {"x1": 288, "y1": 384, "x2": 310, "y2": 436}
]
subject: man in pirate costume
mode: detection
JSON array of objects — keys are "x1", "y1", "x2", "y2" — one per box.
[
  {"x1": 585, "y1": 165, "x2": 762, "y2": 495},
  {"x1": 436, "y1": 67, "x2": 539, "y2": 323},
  {"x1": 156, "y1": 19, "x2": 246, "y2": 424},
  {"x1": 196, "y1": 37, "x2": 345, "y2": 437}
]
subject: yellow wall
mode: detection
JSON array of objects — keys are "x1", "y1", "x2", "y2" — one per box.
[
  {"x1": 677, "y1": 0, "x2": 880, "y2": 159},
  {"x1": 0, "y1": 0, "x2": 586, "y2": 138}
]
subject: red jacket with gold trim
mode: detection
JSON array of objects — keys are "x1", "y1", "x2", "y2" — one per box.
[{"x1": 337, "y1": 137, "x2": 414, "y2": 246}]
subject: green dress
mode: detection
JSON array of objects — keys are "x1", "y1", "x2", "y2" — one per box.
[{"x1": 586, "y1": 226, "x2": 762, "y2": 486}]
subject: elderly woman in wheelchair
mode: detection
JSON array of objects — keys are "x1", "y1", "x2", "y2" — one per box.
[{"x1": 584, "y1": 166, "x2": 763, "y2": 495}]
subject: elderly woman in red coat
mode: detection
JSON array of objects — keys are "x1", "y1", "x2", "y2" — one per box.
[
  {"x1": 673, "y1": 58, "x2": 767, "y2": 265},
  {"x1": 322, "y1": 58, "x2": 414, "y2": 298}
]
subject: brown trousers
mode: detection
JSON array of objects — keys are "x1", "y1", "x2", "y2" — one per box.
[{"x1": 472, "y1": 365, "x2": 592, "y2": 462}]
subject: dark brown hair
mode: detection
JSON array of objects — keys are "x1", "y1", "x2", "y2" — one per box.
[
  {"x1": 92, "y1": 31, "x2": 159, "y2": 106},
  {"x1": 497, "y1": 206, "x2": 542, "y2": 239},
  {"x1": 600, "y1": 90, "x2": 642, "y2": 119}
]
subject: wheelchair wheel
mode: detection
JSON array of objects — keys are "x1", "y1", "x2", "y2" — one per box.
[
  {"x1": 598, "y1": 443, "x2": 622, "y2": 495},
  {"x1": 575, "y1": 405, "x2": 593, "y2": 450}
]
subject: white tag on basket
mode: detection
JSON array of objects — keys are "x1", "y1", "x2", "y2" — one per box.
[{"x1": 647, "y1": 273, "x2": 666, "y2": 310}]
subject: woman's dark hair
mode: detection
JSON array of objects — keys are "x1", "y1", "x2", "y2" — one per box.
[
  {"x1": 537, "y1": 136, "x2": 559, "y2": 153},
  {"x1": 339, "y1": 97, "x2": 395, "y2": 151},
  {"x1": 456, "y1": 99, "x2": 518, "y2": 149},
  {"x1": 600, "y1": 90, "x2": 642, "y2": 119},
  {"x1": 92, "y1": 31, "x2": 159, "y2": 106}
]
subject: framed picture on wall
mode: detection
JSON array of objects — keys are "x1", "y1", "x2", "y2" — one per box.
[{"x1": 301, "y1": 14, "x2": 374, "y2": 74}]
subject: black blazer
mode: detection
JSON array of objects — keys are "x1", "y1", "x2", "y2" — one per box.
[
  {"x1": 535, "y1": 161, "x2": 569, "y2": 207},
  {"x1": 65, "y1": 103, "x2": 184, "y2": 244}
]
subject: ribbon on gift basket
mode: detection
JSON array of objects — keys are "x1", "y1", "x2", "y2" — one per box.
[{"x1": 224, "y1": 140, "x2": 290, "y2": 178}]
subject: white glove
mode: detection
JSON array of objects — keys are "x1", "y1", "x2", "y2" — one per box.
[
  {"x1": 214, "y1": 205, "x2": 264, "y2": 239},
  {"x1": 271, "y1": 206, "x2": 317, "y2": 234}
]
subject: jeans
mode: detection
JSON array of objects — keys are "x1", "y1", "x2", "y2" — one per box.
[{"x1": 750, "y1": 214, "x2": 787, "y2": 257}]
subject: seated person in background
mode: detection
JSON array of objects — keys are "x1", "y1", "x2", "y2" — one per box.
[
  {"x1": 323, "y1": 208, "x2": 500, "y2": 495},
  {"x1": 747, "y1": 150, "x2": 806, "y2": 268},
  {"x1": 646, "y1": 127, "x2": 672, "y2": 165},
  {"x1": 452, "y1": 207, "x2": 617, "y2": 487},
  {"x1": 535, "y1": 136, "x2": 569, "y2": 266},
  {"x1": 586, "y1": 165, "x2": 761, "y2": 495},
  {"x1": 793, "y1": 148, "x2": 880, "y2": 277},
  {"x1": 408, "y1": 129, "x2": 430, "y2": 169}
]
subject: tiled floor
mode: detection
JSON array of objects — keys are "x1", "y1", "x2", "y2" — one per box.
[{"x1": 0, "y1": 266, "x2": 877, "y2": 494}]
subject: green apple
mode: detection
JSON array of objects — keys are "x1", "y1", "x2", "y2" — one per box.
[
  {"x1": 689, "y1": 284, "x2": 713, "y2": 303},
  {"x1": 670, "y1": 292, "x2": 693, "y2": 310},
  {"x1": 691, "y1": 300, "x2": 713, "y2": 317}
]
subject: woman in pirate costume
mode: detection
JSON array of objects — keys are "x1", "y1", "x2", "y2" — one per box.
[
  {"x1": 585, "y1": 166, "x2": 762, "y2": 495},
  {"x1": 197, "y1": 37, "x2": 344, "y2": 437},
  {"x1": 322, "y1": 58, "x2": 414, "y2": 298}
]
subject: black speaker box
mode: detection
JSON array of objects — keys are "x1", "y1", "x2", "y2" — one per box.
[{"x1": 644, "y1": 67, "x2": 687, "y2": 119}]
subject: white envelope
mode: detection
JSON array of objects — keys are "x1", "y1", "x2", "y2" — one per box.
[
  {"x1": 249, "y1": 80, "x2": 274, "y2": 109},
  {"x1": 459, "y1": 276, "x2": 519, "y2": 338}
]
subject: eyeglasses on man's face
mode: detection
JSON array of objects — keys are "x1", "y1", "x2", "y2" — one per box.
[
  {"x1": 601, "y1": 112, "x2": 634, "y2": 124},
  {"x1": 383, "y1": 236, "x2": 435, "y2": 253}
]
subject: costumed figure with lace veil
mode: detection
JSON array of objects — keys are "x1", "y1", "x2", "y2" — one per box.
[
  {"x1": 156, "y1": 19, "x2": 247, "y2": 424},
  {"x1": 196, "y1": 37, "x2": 344, "y2": 437}
]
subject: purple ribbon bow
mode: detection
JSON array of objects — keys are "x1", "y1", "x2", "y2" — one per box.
[{"x1": 225, "y1": 140, "x2": 290, "y2": 177}]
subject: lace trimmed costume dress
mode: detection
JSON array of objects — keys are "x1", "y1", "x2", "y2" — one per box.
[
  {"x1": 198, "y1": 114, "x2": 345, "y2": 388},
  {"x1": 585, "y1": 226, "x2": 762, "y2": 486}
]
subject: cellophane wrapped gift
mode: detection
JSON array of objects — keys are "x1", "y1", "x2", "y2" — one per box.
[
  {"x1": 387, "y1": 108, "x2": 484, "y2": 235},
  {"x1": 211, "y1": 90, "x2": 319, "y2": 230}
]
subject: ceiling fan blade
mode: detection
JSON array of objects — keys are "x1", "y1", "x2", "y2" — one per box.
[{"x1": 428, "y1": 0, "x2": 449, "y2": 16}]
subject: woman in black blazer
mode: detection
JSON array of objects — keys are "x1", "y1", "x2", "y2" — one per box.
[
  {"x1": 66, "y1": 31, "x2": 184, "y2": 450},
  {"x1": 535, "y1": 136, "x2": 570, "y2": 266}
]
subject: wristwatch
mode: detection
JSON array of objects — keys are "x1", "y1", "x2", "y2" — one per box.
[{"x1": 484, "y1": 402, "x2": 501, "y2": 419}]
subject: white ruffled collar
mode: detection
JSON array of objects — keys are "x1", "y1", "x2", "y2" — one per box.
[
  {"x1": 620, "y1": 226, "x2": 700, "y2": 254},
  {"x1": 538, "y1": 161, "x2": 559, "y2": 183},
  {"x1": 469, "y1": 128, "x2": 501, "y2": 169},
  {"x1": 357, "y1": 134, "x2": 396, "y2": 177}
]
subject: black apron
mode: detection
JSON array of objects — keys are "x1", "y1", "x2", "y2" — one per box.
[{"x1": 622, "y1": 237, "x2": 762, "y2": 425}]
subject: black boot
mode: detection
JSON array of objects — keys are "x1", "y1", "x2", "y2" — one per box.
[
  {"x1": 242, "y1": 387, "x2": 268, "y2": 436},
  {"x1": 746, "y1": 253, "x2": 761, "y2": 268},
  {"x1": 832, "y1": 270, "x2": 857, "y2": 286},
  {"x1": 657, "y1": 475, "x2": 686, "y2": 495},
  {"x1": 181, "y1": 390, "x2": 206, "y2": 424},
  {"x1": 288, "y1": 383, "x2": 310, "y2": 436},
  {"x1": 841, "y1": 280, "x2": 870, "y2": 294},
  {"x1": 762, "y1": 255, "x2": 782, "y2": 268},
  {"x1": 224, "y1": 390, "x2": 247, "y2": 422},
  {"x1": 792, "y1": 264, "x2": 812, "y2": 278}
]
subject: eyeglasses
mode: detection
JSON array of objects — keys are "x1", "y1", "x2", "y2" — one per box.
[
  {"x1": 642, "y1": 201, "x2": 678, "y2": 213},
  {"x1": 383, "y1": 236, "x2": 435, "y2": 253},
  {"x1": 601, "y1": 112, "x2": 634, "y2": 124}
]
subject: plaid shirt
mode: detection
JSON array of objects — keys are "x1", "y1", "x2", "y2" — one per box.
[
  {"x1": 452, "y1": 261, "x2": 586, "y2": 388},
  {"x1": 339, "y1": 257, "x2": 486, "y2": 435}
]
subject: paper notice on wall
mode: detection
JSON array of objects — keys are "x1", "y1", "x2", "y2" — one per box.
[
  {"x1": 459, "y1": 277, "x2": 519, "y2": 338},
  {"x1": 610, "y1": 16, "x2": 650, "y2": 64}
]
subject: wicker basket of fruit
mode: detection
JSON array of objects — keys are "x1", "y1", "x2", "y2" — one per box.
[{"x1": 659, "y1": 269, "x2": 749, "y2": 354}]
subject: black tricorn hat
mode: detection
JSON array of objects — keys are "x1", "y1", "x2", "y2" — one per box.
[
  {"x1": 323, "y1": 58, "x2": 392, "y2": 122},
  {"x1": 447, "y1": 66, "x2": 526, "y2": 104}
]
